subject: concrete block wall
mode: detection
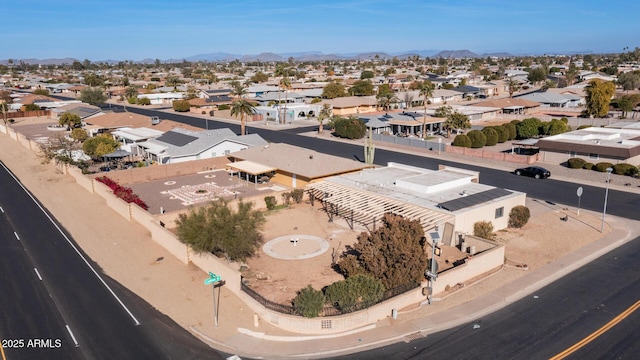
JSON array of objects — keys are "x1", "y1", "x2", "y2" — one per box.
[{"x1": 434, "y1": 245, "x2": 505, "y2": 294}]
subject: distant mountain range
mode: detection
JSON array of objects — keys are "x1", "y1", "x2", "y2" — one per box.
[{"x1": 1, "y1": 49, "x2": 596, "y2": 65}]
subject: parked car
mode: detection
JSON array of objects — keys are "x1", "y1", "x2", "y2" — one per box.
[{"x1": 514, "y1": 166, "x2": 550, "y2": 179}]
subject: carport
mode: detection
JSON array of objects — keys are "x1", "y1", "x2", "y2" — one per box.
[{"x1": 226, "y1": 160, "x2": 277, "y2": 185}]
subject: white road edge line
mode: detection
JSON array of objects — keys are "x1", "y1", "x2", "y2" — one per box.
[
  {"x1": 14, "y1": 231, "x2": 20, "y2": 241},
  {"x1": 0, "y1": 162, "x2": 141, "y2": 326},
  {"x1": 0, "y1": 206, "x2": 4, "y2": 213},
  {"x1": 34, "y1": 268, "x2": 43, "y2": 281},
  {"x1": 66, "y1": 325, "x2": 79, "y2": 347}
]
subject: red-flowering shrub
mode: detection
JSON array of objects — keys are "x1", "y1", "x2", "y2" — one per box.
[{"x1": 95, "y1": 176, "x2": 149, "y2": 210}]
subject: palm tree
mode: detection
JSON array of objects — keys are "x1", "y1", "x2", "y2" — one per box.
[
  {"x1": 280, "y1": 76, "x2": 292, "y2": 123},
  {"x1": 230, "y1": 99, "x2": 256, "y2": 136},
  {"x1": 507, "y1": 78, "x2": 519, "y2": 98},
  {"x1": 274, "y1": 64, "x2": 288, "y2": 123},
  {"x1": 229, "y1": 80, "x2": 246, "y2": 99},
  {"x1": 419, "y1": 80, "x2": 435, "y2": 137},
  {"x1": 317, "y1": 103, "x2": 332, "y2": 134}
]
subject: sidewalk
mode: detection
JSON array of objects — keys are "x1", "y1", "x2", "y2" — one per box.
[{"x1": 2, "y1": 119, "x2": 639, "y2": 359}]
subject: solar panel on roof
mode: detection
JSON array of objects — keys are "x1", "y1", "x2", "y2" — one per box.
[
  {"x1": 155, "y1": 131, "x2": 198, "y2": 147},
  {"x1": 437, "y1": 188, "x2": 512, "y2": 212}
]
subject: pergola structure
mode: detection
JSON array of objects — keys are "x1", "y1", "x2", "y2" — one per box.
[{"x1": 306, "y1": 182, "x2": 454, "y2": 234}]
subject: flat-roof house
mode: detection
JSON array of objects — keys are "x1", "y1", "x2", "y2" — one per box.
[
  {"x1": 323, "y1": 96, "x2": 378, "y2": 116},
  {"x1": 306, "y1": 162, "x2": 525, "y2": 236},
  {"x1": 227, "y1": 143, "x2": 373, "y2": 188},
  {"x1": 473, "y1": 97, "x2": 541, "y2": 115},
  {"x1": 536, "y1": 127, "x2": 640, "y2": 165},
  {"x1": 515, "y1": 92, "x2": 582, "y2": 108}
]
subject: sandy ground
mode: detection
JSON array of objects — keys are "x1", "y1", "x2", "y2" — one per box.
[
  {"x1": 0, "y1": 117, "x2": 615, "y2": 343},
  {"x1": 238, "y1": 195, "x2": 609, "y2": 310}
]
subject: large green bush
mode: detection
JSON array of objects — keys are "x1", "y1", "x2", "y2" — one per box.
[
  {"x1": 502, "y1": 122, "x2": 517, "y2": 140},
  {"x1": 494, "y1": 125, "x2": 509, "y2": 143},
  {"x1": 467, "y1": 130, "x2": 487, "y2": 148},
  {"x1": 473, "y1": 221, "x2": 494, "y2": 239},
  {"x1": 594, "y1": 162, "x2": 614, "y2": 172},
  {"x1": 583, "y1": 162, "x2": 594, "y2": 170},
  {"x1": 612, "y1": 163, "x2": 639, "y2": 176},
  {"x1": 516, "y1": 117, "x2": 542, "y2": 139},
  {"x1": 567, "y1": 158, "x2": 586, "y2": 169},
  {"x1": 172, "y1": 99, "x2": 191, "y2": 112},
  {"x1": 482, "y1": 127, "x2": 498, "y2": 146},
  {"x1": 508, "y1": 205, "x2": 530, "y2": 228},
  {"x1": 325, "y1": 274, "x2": 385, "y2": 313},
  {"x1": 293, "y1": 285, "x2": 326, "y2": 318},
  {"x1": 218, "y1": 104, "x2": 230, "y2": 110},
  {"x1": 333, "y1": 117, "x2": 366, "y2": 139},
  {"x1": 452, "y1": 134, "x2": 471, "y2": 147}
]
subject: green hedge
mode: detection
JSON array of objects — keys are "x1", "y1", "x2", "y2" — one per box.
[
  {"x1": 482, "y1": 127, "x2": 498, "y2": 146},
  {"x1": 594, "y1": 162, "x2": 614, "y2": 172},
  {"x1": 467, "y1": 130, "x2": 487, "y2": 148},
  {"x1": 452, "y1": 134, "x2": 471, "y2": 147},
  {"x1": 612, "y1": 163, "x2": 639, "y2": 176},
  {"x1": 567, "y1": 158, "x2": 586, "y2": 169},
  {"x1": 583, "y1": 162, "x2": 594, "y2": 170}
]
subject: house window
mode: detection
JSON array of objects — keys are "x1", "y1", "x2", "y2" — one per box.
[
  {"x1": 495, "y1": 207, "x2": 504, "y2": 219},
  {"x1": 568, "y1": 151, "x2": 577, "y2": 158},
  {"x1": 224, "y1": 150, "x2": 230, "y2": 155},
  {"x1": 589, "y1": 153, "x2": 599, "y2": 160},
  {"x1": 210, "y1": 152, "x2": 216, "y2": 157}
]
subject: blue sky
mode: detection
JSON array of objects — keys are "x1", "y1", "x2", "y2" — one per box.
[{"x1": 3, "y1": 0, "x2": 639, "y2": 61}]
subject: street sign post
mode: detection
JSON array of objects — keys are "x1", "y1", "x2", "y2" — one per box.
[
  {"x1": 577, "y1": 186, "x2": 583, "y2": 216},
  {"x1": 204, "y1": 272, "x2": 222, "y2": 327}
]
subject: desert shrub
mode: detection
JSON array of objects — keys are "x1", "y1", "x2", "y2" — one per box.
[
  {"x1": 473, "y1": 221, "x2": 494, "y2": 239},
  {"x1": 293, "y1": 285, "x2": 326, "y2": 318},
  {"x1": 594, "y1": 162, "x2": 614, "y2": 172},
  {"x1": 24, "y1": 103, "x2": 41, "y2": 111},
  {"x1": 612, "y1": 163, "x2": 639, "y2": 176},
  {"x1": 494, "y1": 125, "x2": 509, "y2": 143},
  {"x1": 452, "y1": 134, "x2": 471, "y2": 147},
  {"x1": 172, "y1": 99, "x2": 191, "y2": 112},
  {"x1": 70, "y1": 128, "x2": 88, "y2": 142},
  {"x1": 127, "y1": 97, "x2": 137, "y2": 104},
  {"x1": 508, "y1": 205, "x2": 530, "y2": 228},
  {"x1": 264, "y1": 196, "x2": 277, "y2": 210},
  {"x1": 583, "y1": 162, "x2": 594, "y2": 170},
  {"x1": 482, "y1": 127, "x2": 498, "y2": 146},
  {"x1": 502, "y1": 122, "x2": 517, "y2": 140},
  {"x1": 137, "y1": 97, "x2": 151, "y2": 105},
  {"x1": 290, "y1": 189, "x2": 304, "y2": 204},
  {"x1": 576, "y1": 125, "x2": 592, "y2": 130},
  {"x1": 218, "y1": 104, "x2": 230, "y2": 110},
  {"x1": 467, "y1": 130, "x2": 487, "y2": 148},
  {"x1": 281, "y1": 192, "x2": 292, "y2": 205},
  {"x1": 333, "y1": 117, "x2": 366, "y2": 139},
  {"x1": 567, "y1": 158, "x2": 586, "y2": 169},
  {"x1": 325, "y1": 274, "x2": 385, "y2": 313}
]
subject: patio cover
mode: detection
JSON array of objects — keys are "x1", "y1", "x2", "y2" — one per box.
[
  {"x1": 226, "y1": 160, "x2": 277, "y2": 175},
  {"x1": 104, "y1": 149, "x2": 132, "y2": 158}
]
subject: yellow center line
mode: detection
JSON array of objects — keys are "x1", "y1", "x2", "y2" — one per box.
[{"x1": 550, "y1": 299, "x2": 640, "y2": 360}]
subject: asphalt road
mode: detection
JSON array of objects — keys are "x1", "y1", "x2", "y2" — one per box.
[
  {"x1": 0, "y1": 161, "x2": 225, "y2": 360},
  {"x1": 116, "y1": 104, "x2": 640, "y2": 220},
  {"x1": 330, "y1": 236, "x2": 640, "y2": 360}
]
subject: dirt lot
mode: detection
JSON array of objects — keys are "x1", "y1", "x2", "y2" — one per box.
[{"x1": 239, "y1": 196, "x2": 608, "y2": 307}]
